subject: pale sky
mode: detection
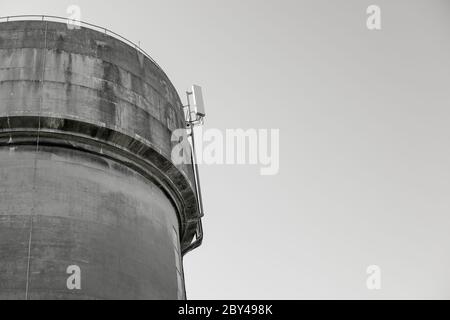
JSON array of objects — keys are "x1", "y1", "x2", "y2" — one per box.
[{"x1": 2, "y1": 0, "x2": 450, "y2": 299}]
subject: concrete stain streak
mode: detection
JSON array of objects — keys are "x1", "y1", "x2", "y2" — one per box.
[{"x1": 25, "y1": 21, "x2": 48, "y2": 301}]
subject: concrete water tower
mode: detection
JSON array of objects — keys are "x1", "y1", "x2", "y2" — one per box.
[{"x1": 0, "y1": 17, "x2": 203, "y2": 300}]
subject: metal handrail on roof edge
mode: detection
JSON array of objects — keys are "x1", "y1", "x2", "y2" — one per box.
[{"x1": 0, "y1": 15, "x2": 167, "y2": 79}]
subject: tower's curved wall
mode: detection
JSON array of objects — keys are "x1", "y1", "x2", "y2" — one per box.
[{"x1": 0, "y1": 20, "x2": 200, "y2": 300}]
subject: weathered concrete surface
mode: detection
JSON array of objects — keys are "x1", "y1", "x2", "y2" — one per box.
[
  {"x1": 0, "y1": 20, "x2": 199, "y2": 300},
  {"x1": 0, "y1": 146, "x2": 184, "y2": 300}
]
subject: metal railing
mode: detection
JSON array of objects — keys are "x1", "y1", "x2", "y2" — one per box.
[{"x1": 0, "y1": 15, "x2": 165, "y2": 76}]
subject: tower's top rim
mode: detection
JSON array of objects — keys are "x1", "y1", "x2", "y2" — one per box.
[{"x1": 0, "y1": 15, "x2": 167, "y2": 80}]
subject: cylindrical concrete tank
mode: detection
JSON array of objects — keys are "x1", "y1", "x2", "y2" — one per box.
[{"x1": 0, "y1": 19, "x2": 202, "y2": 300}]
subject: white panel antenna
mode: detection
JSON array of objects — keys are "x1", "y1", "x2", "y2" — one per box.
[{"x1": 192, "y1": 85, "x2": 206, "y2": 117}]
